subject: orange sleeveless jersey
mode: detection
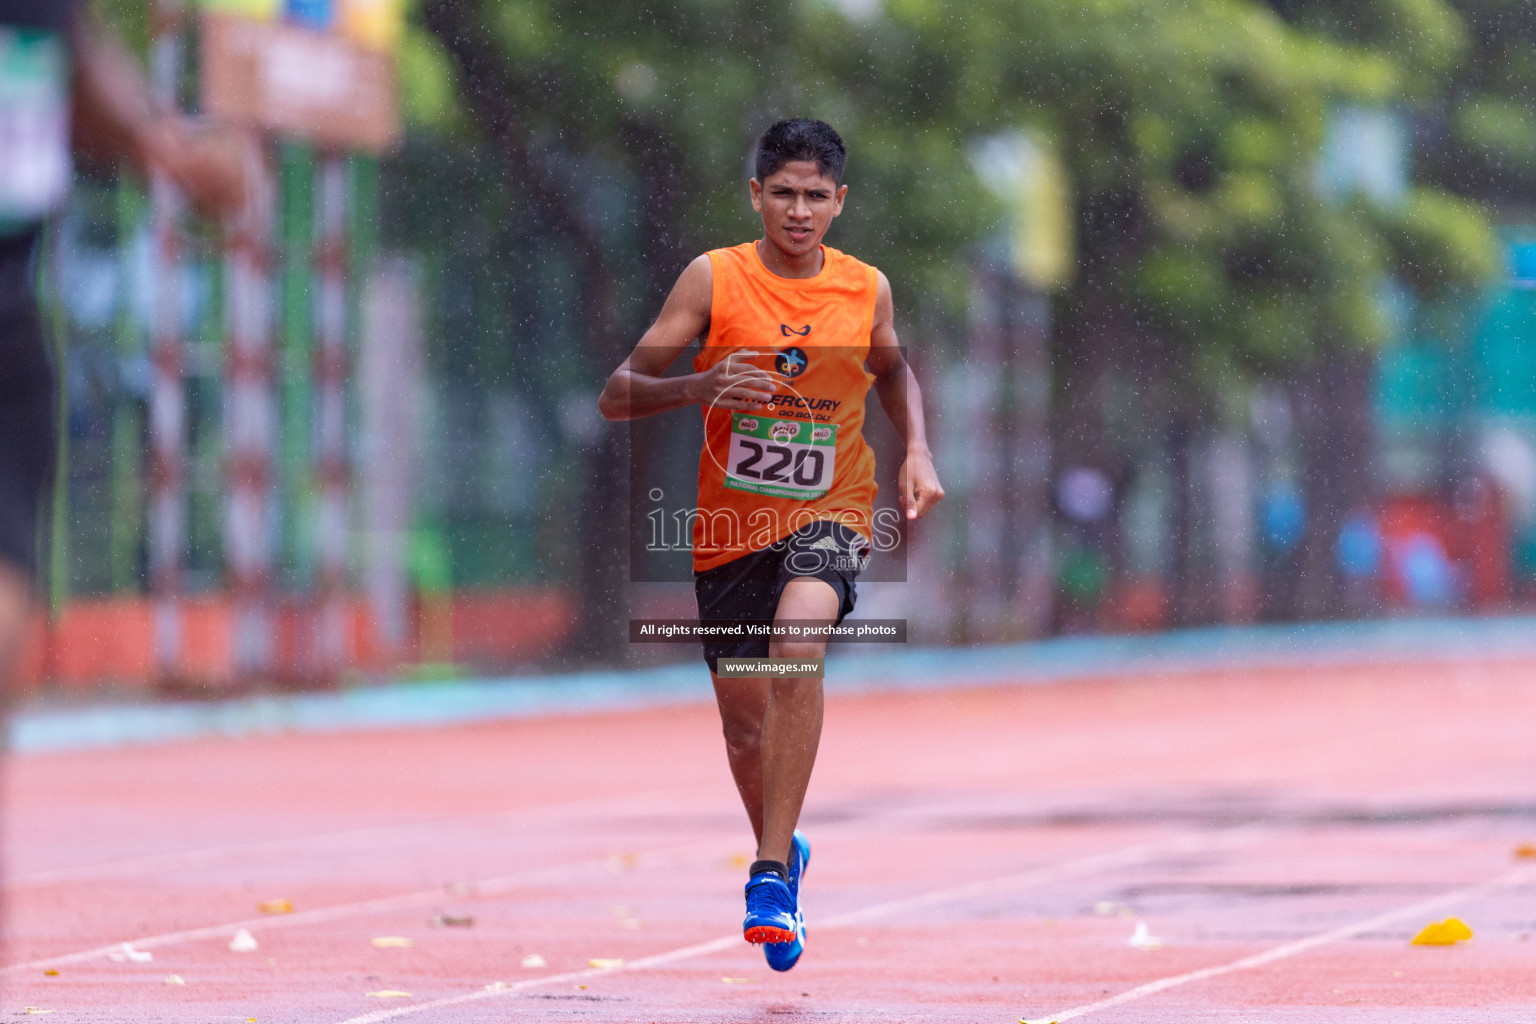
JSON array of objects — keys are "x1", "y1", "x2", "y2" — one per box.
[{"x1": 691, "y1": 242, "x2": 879, "y2": 572}]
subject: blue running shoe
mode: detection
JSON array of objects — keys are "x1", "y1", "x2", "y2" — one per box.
[
  {"x1": 786, "y1": 829, "x2": 811, "y2": 902},
  {"x1": 743, "y1": 872, "x2": 797, "y2": 945},
  {"x1": 764, "y1": 831, "x2": 810, "y2": 971}
]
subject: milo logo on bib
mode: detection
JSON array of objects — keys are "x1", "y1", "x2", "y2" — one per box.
[{"x1": 725, "y1": 412, "x2": 837, "y2": 500}]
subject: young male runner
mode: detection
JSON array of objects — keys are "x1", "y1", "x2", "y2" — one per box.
[{"x1": 599, "y1": 118, "x2": 943, "y2": 971}]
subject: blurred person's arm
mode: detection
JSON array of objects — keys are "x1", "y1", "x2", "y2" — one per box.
[
  {"x1": 865, "y1": 272, "x2": 943, "y2": 520},
  {"x1": 69, "y1": 9, "x2": 249, "y2": 219},
  {"x1": 598, "y1": 255, "x2": 779, "y2": 420}
]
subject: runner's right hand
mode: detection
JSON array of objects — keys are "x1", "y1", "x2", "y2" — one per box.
[{"x1": 694, "y1": 350, "x2": 778, "y2": 412}]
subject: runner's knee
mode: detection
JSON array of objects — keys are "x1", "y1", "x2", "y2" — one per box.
[{"x1": 720, "y1": 714, "x2": 763, "y2": 756}]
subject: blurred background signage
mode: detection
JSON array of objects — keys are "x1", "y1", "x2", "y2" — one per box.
[
  {"x1": 199, "y1": 0, "x2": 401, "y2": 153},
  {"x1": 969, "y1": 128, "x2": 1073, "y2": 292}
]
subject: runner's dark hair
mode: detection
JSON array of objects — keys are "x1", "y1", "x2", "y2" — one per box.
[{"x1": 755, "y1": 119, "x2": 847, "y2": 185}]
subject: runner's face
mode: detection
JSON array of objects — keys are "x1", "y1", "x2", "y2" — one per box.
[{"x1": 750, "y1": 160, "x2": 846, "y2": 259}]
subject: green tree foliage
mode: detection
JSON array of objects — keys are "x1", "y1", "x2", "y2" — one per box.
[
  {"x1": 415, "y1": 0, "x2": 1003, "y2": 325},
  {"x1": 1423, "y1": 0, "x2": 1536, "y2": 207},
  {"x1": 415, "y1": 0, "x2": 1495, "y2": 384},
  {"x1": 411, "y1": 0, "x2": 1499, "y2": 636},
  {"x1": 1014, "y1": 0, "x2": 1492, "y2": 378}
]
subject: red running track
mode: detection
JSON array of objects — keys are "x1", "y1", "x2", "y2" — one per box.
[{"x1": 5, "y1": 656, "x2": 1536, "y2": 1022}]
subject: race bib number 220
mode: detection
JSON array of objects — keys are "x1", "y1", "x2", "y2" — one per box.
[{"x1": 724, "y1": 413, "x2": 837, "y2": 500}]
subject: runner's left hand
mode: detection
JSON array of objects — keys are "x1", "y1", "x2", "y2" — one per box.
[{"x1": 898, "y1": 449, "x2": 944, "y2": 520}]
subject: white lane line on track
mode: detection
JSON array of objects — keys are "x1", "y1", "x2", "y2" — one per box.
[
  {"x1": 1, "y1": 826, "x2": 739, "y2": 974},
  {"x1": 1022, "y1": 863, "x2": 1536, "y2": 1024},
  {"x1": 330, "y1": 827, "x2": 1266, "y2": 1024},
  {"x1": 5, "y1": 785, "x2": 696, "y2": 890},
  {"x1": 4, "y1": 787, "x2": 1067, "y2": 973},
  {"x1": 5, "y1": 725, "x2": 1087, "y2": 891},
  {"x1": 7, "y1": 720, "x2": 1084, "y2": 891},
  {"x1": 12, "y1": 709, "x2": 1155, "y2": 890}
]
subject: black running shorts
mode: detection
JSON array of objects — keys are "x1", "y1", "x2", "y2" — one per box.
[
  {"x1": 693, "y1": 518, "x2": 869, "y2": 674},
  {"x1": 0, "y1": 227, "x2": 56, "y2": 580}
]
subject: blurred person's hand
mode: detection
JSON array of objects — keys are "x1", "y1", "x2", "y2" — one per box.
[
  {"x1": 70, "y1": 12, "x2": 260, "y2": 226},
  {"x1": 139, "y1": 117, "x2": 260, "y2": 223}
]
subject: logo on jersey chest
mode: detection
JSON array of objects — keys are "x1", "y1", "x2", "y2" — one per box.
[
  {"x1": 776, "y1": 346, "x2": 808, "y2": 378},
  {"x1": 780, "y1": 324, "x2": 811, "y2": 337}
]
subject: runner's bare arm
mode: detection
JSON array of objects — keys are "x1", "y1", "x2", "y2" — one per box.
[
  {"x1": 70, "y1": 12, "x2": 251, "y2": 220},
  {"x1": 599, "y1": 256, "x2": 778, "y2": 420},
  {"x1": 866, "y1": 272, "x2": 944, "y2": 520}
]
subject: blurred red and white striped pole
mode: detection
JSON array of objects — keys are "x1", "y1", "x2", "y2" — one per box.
[
  {"x1": 223, "y1": 148, "x2": 276, "y2": 688},
  {"x1": 312, "y1": 152, "x2": 350, "y2": 682},
  {"x1": 147, "y1": 0, "x2": 185, "y2": 686}
]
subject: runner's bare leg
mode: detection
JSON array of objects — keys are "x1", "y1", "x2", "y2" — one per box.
[
  {"x1": 758, "y1": 576, "x2": 836, "y2": 863},
  {"x1": 711, "y1": 575, "x2": 838, "y2": 862},
  {"x1": 711, "y1": 673, "x2": 769, "y2": 846}
]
